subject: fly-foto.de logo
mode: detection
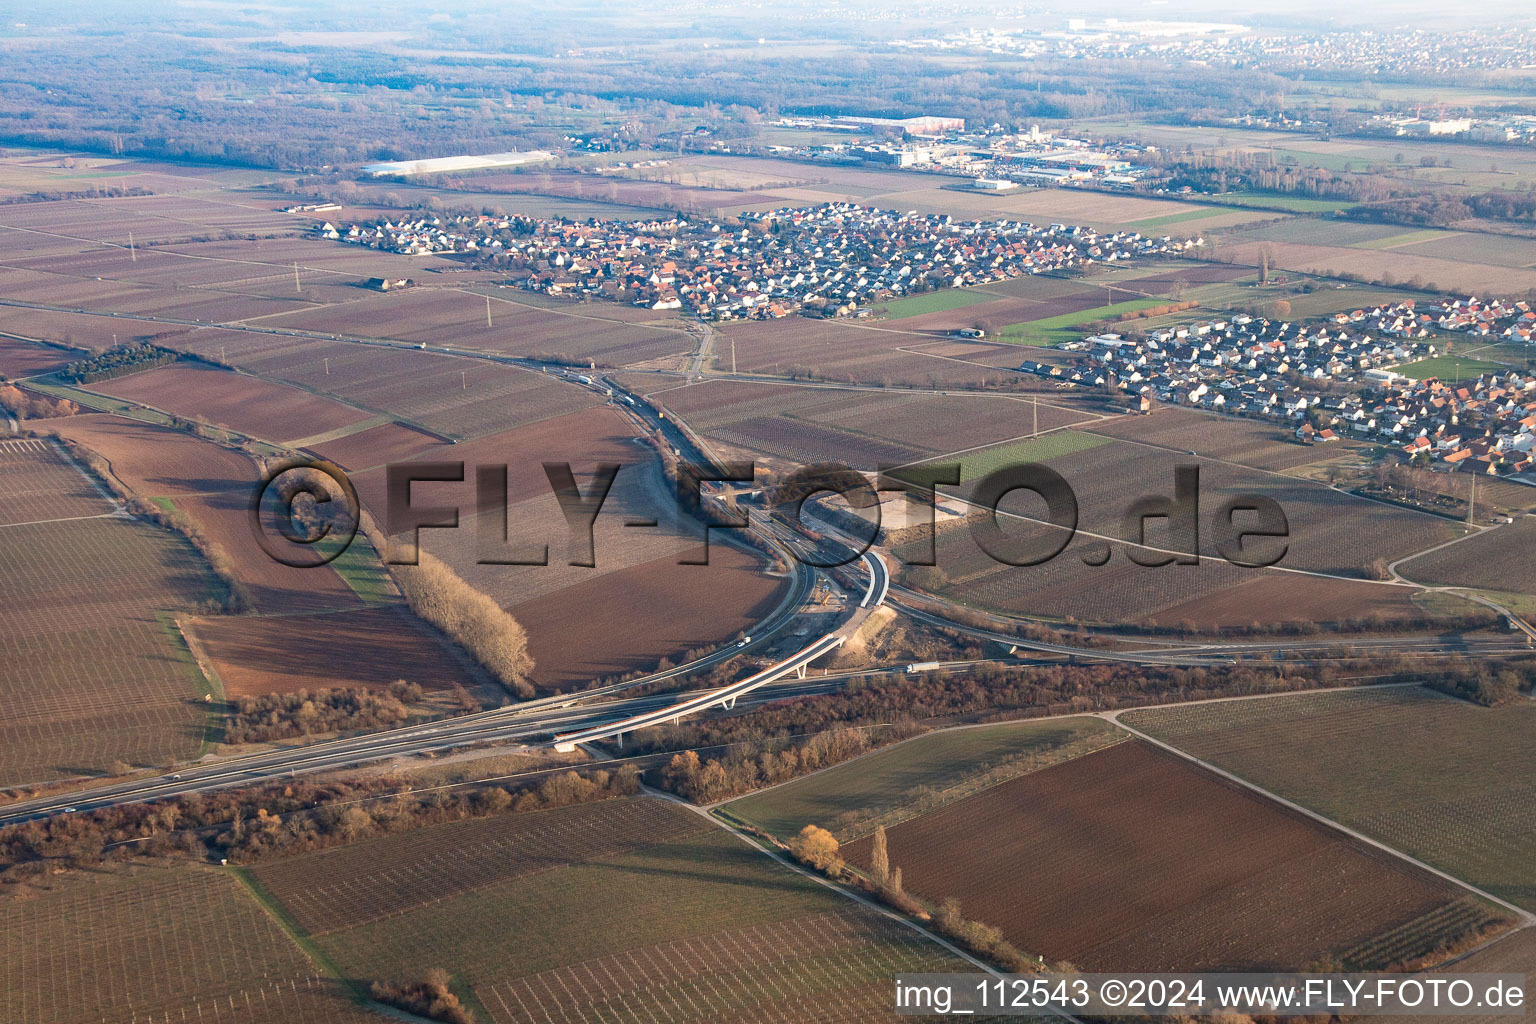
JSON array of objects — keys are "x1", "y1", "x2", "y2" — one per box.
[{"x1": 250, "y1": 457, "x2": 1289, "y2": 573}]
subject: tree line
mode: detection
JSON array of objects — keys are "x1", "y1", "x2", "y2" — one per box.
[
  {"x1": 223, "y1": 681, "x2": 428, "y2": 745},
  {"x1": 0, "y1": 765, "x2": 641, "y2": 888},
  {"x1": 638, "y1": 654, "x2": 1536, "y2": 804}
]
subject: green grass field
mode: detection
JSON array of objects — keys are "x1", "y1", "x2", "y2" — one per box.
[
  {"x1": 1129, "y1": 207, "x2": 1225, "y2": 229},
  {"x1": 1393, "y1": 356, "x2": 1507, "y2": 381},
  {"x1": 877, "y1": 288, "x2": 995, "y2": 319},
  {"x1": 724, "y1": 716, "x2": 1120, "y2": 842},
  {"x1": 946, "y1": 430, "x2": 1113, "y2": 483},
  {"x1": 1124, "y1": 687, "x2": 1536, "y2": 910},
  {"x1": 1216, "y1": 192, "x2": 1360, "y2": 213},
  {"x1": 1352, "y1": 229, "x2": 1449, "y2": 250},
  {"x1": 1280, "y1": 287, "x2": 1428, "y2": 319},
  {"x1": 998, "y1": 297, "x2": 1177, "y2": 346},
  {"x1": 315, "y1": 533, "x2": 398, "y2": 605}
]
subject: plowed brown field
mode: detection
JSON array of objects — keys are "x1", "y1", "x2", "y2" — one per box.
[
  {"x1": 844, "y1": 740, "x2": 1482, "y2": 971},
  {"x1": 186, "y1": 605, "x2": 486, "y2": 698}
]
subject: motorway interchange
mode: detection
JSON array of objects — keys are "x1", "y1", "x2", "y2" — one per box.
[
  {"x1": 4, "y1": 520, "x2": 1528, "y2": 827},
  {"x1": 6, "y1": 320, "x2": 1533, "y2": 825}
]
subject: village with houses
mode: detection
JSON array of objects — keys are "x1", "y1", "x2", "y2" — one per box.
[
  {"x1": 319, "y1": 203, "x2": 1199, "y2": 318},
  {"x1": 318, "y1": 204, "x2": 1536, "y2": 480},
  {"x1": 1031, "y1": 296, "x2": 1536, "y2": 479}
]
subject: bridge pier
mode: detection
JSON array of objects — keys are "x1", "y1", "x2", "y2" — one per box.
[
  {"x1": 721, "y1": 696, "x2": 737, "y2": 710},
  {"x1": 794, "y1": 664, "x2": 807, "y2": 679}
]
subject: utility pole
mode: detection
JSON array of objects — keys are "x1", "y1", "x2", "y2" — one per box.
[
  {"x1": 127, "y1": 231, "x2": 135, "y2": 262},
  {"x1": 486, "y1": 295, "x2": 493, "y2": 328},
  {"x1": 1468, "y1": 471, "x2": 1477, "y2": 525},
  {"x1": 1032, "y1": 392, "x2": 1039, "y2": 436},
  {"x1": 461, "y1": 370, "x2": 467, "y2": 390},
  {"x1": 323, "y1": 357, "x2": 329, "y2": 376},
  {"x1": 294, "y1": 262, "x2": 301, "y2": 294}
]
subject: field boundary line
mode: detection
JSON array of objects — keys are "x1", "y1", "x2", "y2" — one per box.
[
  {"x1": 717, "y1": 718, "x2": 1125, "y2": 836},
  {"x1": 0, "y1": 510, "x2": 121, "y2": 529},
  {"x1": 46, "y1": 434, "x2": 123, "y2": 509},
  {"x1": 1389, "y1": 523, "x2": 1502, "y2": 582},
  {"x1": 649, "y1": 788, "x2": 1087, "y2": 1024},
  {"x1": 1104, "y1": 711, "x2": 1536, "y2": 925},
  {"x1": 225, "y1": 866, "x2": 362, "y2": 992}
]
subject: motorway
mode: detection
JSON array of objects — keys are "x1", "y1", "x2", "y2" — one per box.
[
  {"x1": 0, "y1": 552, "x2": 895, "y2": 826},
  {"x1": 8, "y1": 297, "x2": 1532, "y2": 825},
  {"x1": 551, "y1": 550, "x2": 889, "y2": 751},
  {"x1": 896, "y1": 598, "x2": 1536, "y2": 664}
]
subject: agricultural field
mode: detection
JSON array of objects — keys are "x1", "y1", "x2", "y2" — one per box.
[
  {"x1": 0, "y1": 305, "x2": 162, "y2": 352},
  {"x1": 637, "y1": 377, "x2": 1100, "y2": 471},
  {"x1": 256, "y1": 797, "x2": 989, "y2": 1023},
  {"x1": 1379, "y1": 929, "x2": 1536, "y2": 1024},
  {"x1": 904, "y1": 429, "x2": 1112, "y2": 483},
  {"x1": 712, "y1": 316, "x2": 1034, "y2": 387},
  {"x1": 0, "y1": 443, "x2": 220, "y2": 783},
  {"x1": 260, "y1": 287, "x2": 694, "y2": 366},
  {"x1": 186, "y1": 605, "x2": 492, "y2": 700},
  {"x1": 305, "y1": 419, "x2": 442, "y2": 471},
  {"x1": 1231, "y1": 219, "x2": 1406, "y2": 247},
  {"x1": 0, "y1": 336, "x2": 80, "y2": 377},
  {"x1": 1085, "y1": 407, "x2": 1346, "y2": 472},
  {"x1": 866, "y1": 262, "x2": 1253, "y2": 341},
  {"x1": 344, "y1": 404, "x2": 641, "y2": 521},
  {"x1": 157, "y1": 329, "x2": 598, "y2": 439},
  {"x1": 1214, "y1": 192, "x2": 1360, "y2": 213},
  {"x1": 997, "y1": 296, "x2": 1178, "y2": 346},
  {"x1": 1123, "y1": 686, "x2": 1536, "y2": 910},
  {"x1": 841, "y1": 740, "x2": 1499, "y2": 971},
  {"x1": 1352, "y1": 229, "x2": 1452, "y2": 251},
  {"x1": 1016, "y1": 436, "x2": 1460, "y2": 578},
  {"x1": 1396, "y1": 517, "x2": 1536, "y2": 595},
  {"x1": 94, "y1": 362, "x2": 375, "y2": 445},
  {"x1": 1213, "y1": 238, "x2": 1536, "y2": 295},
  {"x1": 0, "y1": 435, "x2": 114, "y2": 526},
  {"x1": 1391, "y1": 230, "x2": 1536, "y2": 270},
  {"x1": 0, "y1": 863, "x2": 373, "y2": 1024},
  {"x1": 45, "y1": 415, "x2": 366, "y2": 614},
  {"x1": 880, "y1": 284, "x2": 1119, "y2": 336},
  {"x1": 510, "y1": 543, "x2": 786, "y2": 689},
  {"x1": 876, "y1": 288, "x2": 997, "y2": 319},
  {"x1": 726, "y1": 716, "x2": 1120, "y2": 842},
  {"x1": 909, "y1": 525, "x2": 1427, "y2": 627},
  {"x1": 384, "y1": 442, "x2": 786, "y2": 691},
  {"x1": 465, "y1": 168, "x2": 789, "y2": 213}
]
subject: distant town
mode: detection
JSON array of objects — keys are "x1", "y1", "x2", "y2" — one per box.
[{"x1": 321, "y1": 204, "x2": 1201, "y2": 318}]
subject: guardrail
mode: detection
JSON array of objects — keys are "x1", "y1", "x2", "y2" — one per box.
[{"x1": 553, "y1": 632, "x2": 847, "y2": 752}]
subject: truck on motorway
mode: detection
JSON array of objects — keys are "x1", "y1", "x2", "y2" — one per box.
[{"x1": 905, "y1": 661, "x2": 942, "y2": 674}]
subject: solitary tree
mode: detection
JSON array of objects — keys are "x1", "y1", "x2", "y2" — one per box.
[
  {"x1": 870, "y1": 825, "x2": 889, "y2": 886},
  {"x1": 791, "y1": 825, "x2": 842, "y2": 875}
]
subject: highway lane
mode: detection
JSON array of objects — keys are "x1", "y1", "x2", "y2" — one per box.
[
  {"x1": 0, "y1": 650, "x2": 1025, "y2": 826},
  {"x1": 890, "y1": 589, "x2": 1534, "y2": 662},
  {"x1": 553, "y1": 632, "x2": 848, "y2": 751}
]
